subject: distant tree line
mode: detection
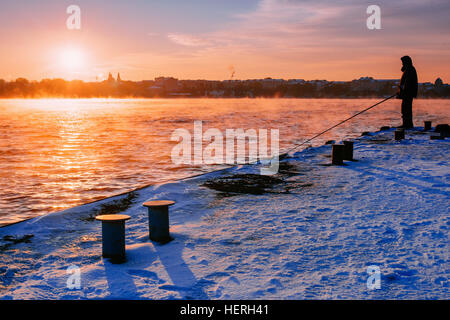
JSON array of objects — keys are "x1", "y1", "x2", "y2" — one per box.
[{"x1": 0, "y1": 77, "x2": 448, "y2": 98}]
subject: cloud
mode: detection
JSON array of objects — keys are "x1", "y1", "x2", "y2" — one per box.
[
  {"x1": 109, "y1": 0, "x2": 450, "y2": 81},
  {"x1": 167, "y1": 33, "x2": 214, "y2": 47},
  {"x1": 170, "y1": 0, "x2": 450, "y2": 80}
]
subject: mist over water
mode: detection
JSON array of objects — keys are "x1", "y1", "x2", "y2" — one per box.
[{"x1": 0, "y1": 98, "x2": 448, "y2": 226}]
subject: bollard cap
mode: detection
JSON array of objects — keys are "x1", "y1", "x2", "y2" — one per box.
[
  {"x1": 95, "y1": 214, "x2": 131, "y2": 222},
  {"x1": 143, "y1": 200, "x2": 175, "y2": 208}
]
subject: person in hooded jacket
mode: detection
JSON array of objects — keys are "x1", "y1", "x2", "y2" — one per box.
[{"x1": 397, "y1": 56, "x2": 418, "y2": 129}]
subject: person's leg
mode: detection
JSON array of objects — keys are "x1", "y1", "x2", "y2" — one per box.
[
  {"x1": 401, "y1": 97, "x2": 414, "y2": 128},
  {"x1": 401, "y1": 99, "x2": 408, "y2": 127}
]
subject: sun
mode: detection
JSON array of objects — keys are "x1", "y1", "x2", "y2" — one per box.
[{"x1": 59, "y1": 47, "x2": 85, "y2": 71}]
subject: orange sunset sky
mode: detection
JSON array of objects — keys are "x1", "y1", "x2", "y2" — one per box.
[{"x1": 0, "y1": 0, "x2": 449, "y2": 82}]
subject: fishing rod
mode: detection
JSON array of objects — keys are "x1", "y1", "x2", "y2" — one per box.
[{"x1": 281, "y1": 94, "x2": 397, "y2": 155}]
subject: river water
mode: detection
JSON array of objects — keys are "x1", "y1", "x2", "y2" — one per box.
[{"x1": 0, "y1": 98, "x2": 448, "y2": 226}]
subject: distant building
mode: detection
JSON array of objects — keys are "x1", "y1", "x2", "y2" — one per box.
[
  {"x1": 107, "y1": 73, "x2": 115, "y2": 83},
  {"x1": 154, "y1": 77, "x2": 179, "y2": 92},
  {"x1": 351, "y1": 77, "x2": 397, "y2": 91},
  {"x1": 261, "y1": 78, "x2": 284, "y2": 89}
]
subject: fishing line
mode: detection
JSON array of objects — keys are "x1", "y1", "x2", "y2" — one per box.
[{"x1": 280, "y1": 94, "x2": 397, "y2": 156}]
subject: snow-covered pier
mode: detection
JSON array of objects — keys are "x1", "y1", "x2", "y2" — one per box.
[{"x1": 0, "y1": 127, "x2": 448, "y2": 299}]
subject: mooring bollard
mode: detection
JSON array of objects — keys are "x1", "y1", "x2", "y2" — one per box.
[
  {"x1": 394, "y1": 129, "x2": 405, "y2": 141},
  {"x1": 343, "y1": 140, "x2": 354, "y2": 161},
  {"x1": 435, "y1": 124, "x2": 450, "y2": 137},
  {"x1": 331, "y1": 144, "x2": 345, "y2": 165},
  {"x1": 143, "y1": 200, "x2": 175, "y2": 243},
  {"x1": 95, "y1": 214, "x2": 131, "y2": 263},
  {"x1": 424, "y1": 121, "x2": 432, "y2": 131}
]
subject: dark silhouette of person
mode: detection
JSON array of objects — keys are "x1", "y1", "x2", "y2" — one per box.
[{"x1": 396, "y1": 55, "x2": 418, "y2": 129}]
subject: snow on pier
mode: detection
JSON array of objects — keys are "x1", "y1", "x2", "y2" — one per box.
[{"x1": 0, "y1": 128, "x2": 448, "y2": 299}]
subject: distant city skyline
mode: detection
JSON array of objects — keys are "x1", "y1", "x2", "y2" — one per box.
[
  {"x1": 2, "y1": 74, "x2": 448, "y2": 99},
  {"x1": 5, "y1": 73, "x2": 446, "y2": 85},
  {"x1": 1, "y1": 0, "x2": 449, "y2": 82}
]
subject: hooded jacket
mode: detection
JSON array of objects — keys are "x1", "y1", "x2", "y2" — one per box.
[{"x1": 399, "y1": 56, "x2": 418, "y2": 99}]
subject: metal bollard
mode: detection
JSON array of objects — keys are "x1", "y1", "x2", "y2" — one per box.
[
  {"x1": 96, "y1": 214, "x2": 131, "y2": 263},
  {"x1": 394, "y1": 129, "x2": 405, "y2": 141},
  {"x1": 424, "y1": 121, "x2": 432, "y2": 131},
  {"x1": 143, "y1": 200, "x2": 175, "y2": 243},
  {"x1": 435, "y1": 124, "x2": 450, "y2": 137},
  {"x1": 331, "y1": 144, "x2": 345, "y2": 165},
  {"x1": 343, "y1": 141, "x2": 354, "y2": 161}
]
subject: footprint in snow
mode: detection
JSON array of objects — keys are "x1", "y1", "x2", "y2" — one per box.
[{"x1": 268, "y1": 278, "x2": 283, "y2": 288}]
